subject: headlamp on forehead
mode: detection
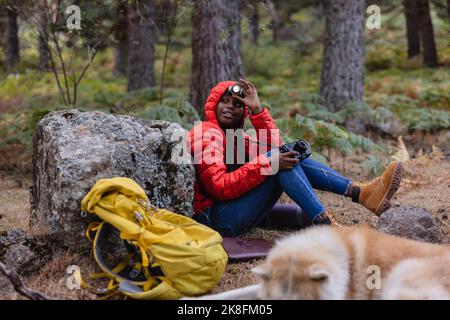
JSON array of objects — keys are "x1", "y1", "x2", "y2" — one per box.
[
  {"x1": 223, "y1": 84, "x2": 245, "y2": 108},
  {"x1": 226, "y1": 84, "x2": 245, "y2": 98}
]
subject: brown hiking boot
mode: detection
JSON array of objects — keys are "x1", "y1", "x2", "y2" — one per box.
[{"x1": 356, "y1": 161, "x2": 403, "y2": 216}]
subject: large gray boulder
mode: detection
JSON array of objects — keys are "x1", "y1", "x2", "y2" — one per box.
[
  {"x1": 376, "y1": 206, "x2": 444, "y2": 243},
  {"x1": 30, "y1": 110, "x2": 195, "y2": 247}
]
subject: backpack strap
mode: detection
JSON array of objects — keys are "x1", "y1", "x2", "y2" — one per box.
[
  {"x1": 93, "y1": 222, "x2": 183, "y2": 299},
  {"x1": 82, "y1": 222, "x2": 173, "y2": 298},
  {"x1": 122, "y1": 239, "x2": 164, "y2": 278},
  {"x1": 94, "y1": 223, "x2": 150, "y2": 282}
]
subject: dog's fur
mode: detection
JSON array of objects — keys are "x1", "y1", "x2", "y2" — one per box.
[{"x1": 252, "y1": 225, "x2": 450, "y2": 300}]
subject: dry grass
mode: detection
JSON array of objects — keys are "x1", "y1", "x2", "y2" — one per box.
[
  {"x1": 25, "y1": 250, "x2": 99, "y2": 300},
  {"x1": 0, "y1": 172, "x2": 31, "y2": 232},
  {"x1": 0, "y1": 144, "x2": 32, "y2": 175}
]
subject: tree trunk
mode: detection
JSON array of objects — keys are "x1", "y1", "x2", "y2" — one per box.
[
  {"x1": 447, "y1": 0, "x2": 450, "y2": 23},
  {"x1": 320, "y1": 0, "x2": 365, "y2": 112},
  {"x1": 190, "y1": 0, "x2": 244, "y2": 117},
  {"x1": 248, "y1": 0, "x2": 260, "y2": 45},
  {"x1": 155, "y1": 0, "x2": 174, "y2": 37},
  {"x1": 113, "y1": 0, "x2": 128, "y2": 76},
  {"x1": 37, "y1": 0, "x2": 49, "y2": 70},
  {"x1": 127, "y1": 0, "x2": 156, "y2": 91},
  {"x1": 417, "y1": 0, "x2": 438, "y2": 67},
  {"x1": 6, "y1": 2, "x2": 20, "y2": 71},
  {"x1": 263, "y1": 0, "x2": 282, "y2": 42},
  {"x1": 404, "y1": 0, "x2": 421, "y2": 58},
  {"x1": 0, "y1": 8, "x2": 6, "y2": 52}
]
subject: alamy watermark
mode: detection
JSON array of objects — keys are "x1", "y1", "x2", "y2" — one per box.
[
  {"x1": 66, "y1": 5, "x2": 82, "y2": 31},
  {"x1": 66, "y1": 265, "x2": 81, "y2": 290},
  {"x1": 366, "y1": 5, "x2": 381, "y2": 30},
  {"x1": 62, "y1": 3, "x2": 381, "y2": 33},
  {"x1": 367, "y1": 265, "x2": 382, "y2": 290}
]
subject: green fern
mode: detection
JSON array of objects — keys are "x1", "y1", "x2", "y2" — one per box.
[
  {"x1": 137, "y1": 98, "x2": 200, "y2": 130},
  {"x1": 361, "y1": 155, "x2": 387, "y2": 178},
  {"x1": 328, "y1": 137, "x2": 353, "y2": 156},
  {"x1": 276, "y1": 114, "x2": 379, "y2": 160},
  {"x1": 347, "y1": 132, "x2": 380, "y2": 152},
  {"x1": 295, "y1": 114, "x2": 318, "y2": 138},
  {"x1": 139, "y1": 105, "x2": 181, "y2": 124},
  {"x1": 383, "y1": 94, "x2": 450, "y2": 132},
  {"x1": 162, "y1": 97, "x2": 201, "y2": 123},
  {"x1": 399, "y1": 108, "x2": 450, "y2": 131},
  {"x1": 337, "y1": 101, "x2": 372, "y2": 122},
  {"x1": 303, "y1": 102, "x2": 345, "y2": 123}
]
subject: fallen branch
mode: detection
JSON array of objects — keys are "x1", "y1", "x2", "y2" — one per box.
[{"x1": 0, "y1": 262, "x2": 52, "y2": 300}]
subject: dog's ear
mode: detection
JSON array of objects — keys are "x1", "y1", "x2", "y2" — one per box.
[
  {"x1": 308, "y1": 264, "x2": 330, "y2": 281},
  {"x1": 252, "y1": 264, "x2": 271, "y2": 281}
]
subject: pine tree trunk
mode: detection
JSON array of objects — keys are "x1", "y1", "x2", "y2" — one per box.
[
  {"x1": 263, "y1": 0, "x2": 282, "y2": 42},
  {"x1": 38, "y1": 22, "x2": 49, "y2": 70},
  {"x1": 417, "y1": 0, "x2": 438, "y2": 67},
  {"x1": 0, "y1": 9, "x2": 5, "y2": 50},
  {"x1": 447, "y1": 0, "x2": 450, "y2": 24},
  {"x1": 404, "y1": 0, "x2": 421, "y2": 58},
  {"x1": 190, "y1": 0, "x2": 244, "y2": 117},
  {"x1": 320, "y1": 0, "x2": 365, "y2": 112},
  {"x1": 38, "y1": 0, "x2": 49, "y2": 70},
  {"x1": 248, "y1": 0, "x2": 259, "y2": 45},
  {"x1": 113, "y1": 0, "x2": 128, "y2": 76},
  {"x1": 127, "y1": 0, "x2": 156, "y2": 91},
  {"x1": 6, "y1": 3, "x2": 20, "y2": 71},
  {"x1": 155, "y1": 0, "x2": 174, "y2": 37}
]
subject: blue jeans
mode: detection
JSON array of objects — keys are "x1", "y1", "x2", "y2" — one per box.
[{"x1": 194, "y1": 157, "x2": 351, "y2": 237}]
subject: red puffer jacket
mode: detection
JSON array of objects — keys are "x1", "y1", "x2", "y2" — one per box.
[{"x1": 187, "y1": 81, "x2": 282, "y2": 215}]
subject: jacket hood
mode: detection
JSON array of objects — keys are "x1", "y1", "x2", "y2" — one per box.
[{"x1": 204, "y1": 80, "x2": 249, "y2": 128}]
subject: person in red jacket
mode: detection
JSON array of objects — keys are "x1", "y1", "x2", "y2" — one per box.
[{"x1": 187, "y1": 79, "x2": 403, "y2": 237}]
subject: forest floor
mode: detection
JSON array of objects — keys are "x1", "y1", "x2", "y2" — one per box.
[{"x1": 1, "y1": 135, "x2": 449, "y2": 299}]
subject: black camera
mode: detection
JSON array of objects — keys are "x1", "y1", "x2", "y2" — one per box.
[{"x1": 279, "y1": 139, "x2": 312, "y2": 161}]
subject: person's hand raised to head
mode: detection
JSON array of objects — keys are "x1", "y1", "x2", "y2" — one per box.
[{"x1": 232, "y1": 79, "x2": 263, "y2": 115}]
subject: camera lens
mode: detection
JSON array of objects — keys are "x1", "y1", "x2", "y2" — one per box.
[{"x1": 231, "y1": 85, "x2": 241, "y2": 94}]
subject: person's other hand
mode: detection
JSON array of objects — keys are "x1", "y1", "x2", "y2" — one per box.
[
  {"x1": 232, "y1": 79, "x2": 262, "y2": 114},
  {"x1": 269, "y1": 151, "x2": 299, "y2": 171}
]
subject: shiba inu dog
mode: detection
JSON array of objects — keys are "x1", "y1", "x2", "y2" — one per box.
[
  {"x1": 192, "y1": 225, "x2": 450, "y2": 300},
  {"x1": 252, "y1": 225, "x2": 450, "y2": 300}
]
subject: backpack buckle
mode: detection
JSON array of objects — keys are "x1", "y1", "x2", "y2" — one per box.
[{"x1": 129, "y1": 268, "x2": 140, "y2": 279}]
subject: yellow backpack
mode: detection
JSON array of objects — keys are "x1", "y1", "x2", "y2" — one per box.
[{"x1": 78, "y1": 177, "x2": 228, "y2": 299}]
